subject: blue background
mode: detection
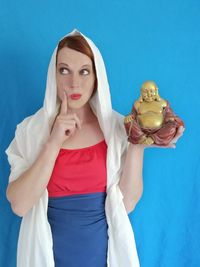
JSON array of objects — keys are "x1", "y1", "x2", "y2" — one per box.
[{"x1": 1, "y1": 0, "x2": 199, "y2": 266}]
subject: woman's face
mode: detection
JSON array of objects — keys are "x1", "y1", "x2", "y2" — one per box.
[{"x1": 56, "y1": 47, "x2": 96, "y2": 109}]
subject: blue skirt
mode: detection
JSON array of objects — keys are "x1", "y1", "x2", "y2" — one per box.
[{"x1": 47, "y1": 192, "x2": 108, "y2": 267}]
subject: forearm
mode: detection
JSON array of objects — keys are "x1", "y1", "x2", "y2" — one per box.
[
  {"x1": 118, "y1": 143, "x2": 144, "y2": 213},
  {"x1": 6, "y1": 141, "x2": 60, "y2": 216}
]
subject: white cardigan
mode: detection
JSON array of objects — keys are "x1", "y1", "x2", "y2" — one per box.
[{"x1": 5, "y1": 29, "x2": 140, "y2": 267}]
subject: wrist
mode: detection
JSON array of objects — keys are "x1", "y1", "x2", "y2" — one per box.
[
  {"x1": 44, "y1": 139, "x2": 61, "y2": 153},
  {"x1": 129, "y1": 142, "x2": 145, "y2": 150}
]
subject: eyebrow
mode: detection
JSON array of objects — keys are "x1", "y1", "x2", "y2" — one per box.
[{"x1": 58, "y1": 63, "x2": 92, "y2": 68}]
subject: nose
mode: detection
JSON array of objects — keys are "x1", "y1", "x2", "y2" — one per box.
[
  {"x1": 69, "y1": 73, "x2": 80, "y2": 89},
  {"x1": 147, "y1": 91, "x2": 151, "y2": 96}
]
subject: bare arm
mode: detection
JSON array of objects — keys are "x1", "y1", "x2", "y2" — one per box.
[
  {"x1": 118, "y1": 143, "x2": 144, "y2": 214},
  {"x1": 6, "y1": 141, "x2": 60, "y2": 217},
  {"x1": 6, "y1": 91, "x2": 82, "y2": 217}
]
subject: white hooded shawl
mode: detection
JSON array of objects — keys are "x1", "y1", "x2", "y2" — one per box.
[{"x1": 5, "y1": 29, "x2": 140, "y2": 267}]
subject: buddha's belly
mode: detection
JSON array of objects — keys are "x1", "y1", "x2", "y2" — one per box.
[{"x1": 138, "y1": 113, "x2": 164, "y2": 129}]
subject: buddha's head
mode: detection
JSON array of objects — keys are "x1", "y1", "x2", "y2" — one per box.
[{"x1": 140, "y1": 81, "x2": 160, "y2": 102}]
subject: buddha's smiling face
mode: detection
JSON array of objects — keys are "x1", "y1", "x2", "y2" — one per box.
[{"x1": 141, "y1": 82, "x2": 157, "y2": 102}]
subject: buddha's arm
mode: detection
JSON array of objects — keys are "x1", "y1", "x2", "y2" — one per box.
[
  {"x1": 118, "y1": 143, "x2": 144, "y2": 213},
  {"x1": 164, "y1": 101, "x2": 176, "y2": 122}
]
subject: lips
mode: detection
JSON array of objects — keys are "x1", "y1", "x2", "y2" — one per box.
[{"x1": 70, "y1": 94, "x2": 82, "y2": 100}]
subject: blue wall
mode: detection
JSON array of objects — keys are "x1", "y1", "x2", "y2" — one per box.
[{"x1": 1, "y1": 0, "x2": 199, "y2": 266}]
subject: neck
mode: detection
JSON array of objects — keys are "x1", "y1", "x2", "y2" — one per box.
[{"x1": 68, "y1": 103, "x2": 97, "y2": 124}]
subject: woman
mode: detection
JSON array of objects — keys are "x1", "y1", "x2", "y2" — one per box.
[{"x1": 5, "y1": 29, "x2": 184, "y2": 267}]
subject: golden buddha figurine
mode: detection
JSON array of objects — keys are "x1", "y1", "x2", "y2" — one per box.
[{"x1": 124, "y1": 81, "x2": 185, "y2": 146}]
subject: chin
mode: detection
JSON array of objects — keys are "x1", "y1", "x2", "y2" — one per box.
[{"x1": 68, "y1": 100, "x2": 88, "y2": 110}]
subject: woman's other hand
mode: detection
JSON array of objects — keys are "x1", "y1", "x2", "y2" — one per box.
[{"x1": 143, "y1": 126, "x2": 185, "y2": 149}]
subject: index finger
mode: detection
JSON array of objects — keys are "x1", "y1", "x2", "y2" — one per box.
[{"x1": 60, "y1": 91, "x2": 68, "y2": 115}]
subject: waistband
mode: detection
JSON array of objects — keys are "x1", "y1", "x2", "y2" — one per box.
[{"x1": 48, "y1": 191, "x2": 107, "y2": 212}]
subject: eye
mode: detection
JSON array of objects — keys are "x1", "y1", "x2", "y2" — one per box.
[
  {"x1": 58, "y1": 67, "x2": 70, "y2": 74},
  {"x1": 80, "y1": 69, "x2": 90, "y2": 75}
]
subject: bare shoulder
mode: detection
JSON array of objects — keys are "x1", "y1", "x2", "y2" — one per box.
[
  {"x1": 134, "y1": 100, "x2": 140, "y2": 111},
  {"x1": 159, "y1": 98, "x2": 167, "y2": 107}
]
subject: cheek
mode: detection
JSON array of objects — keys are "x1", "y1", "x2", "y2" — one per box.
[
  {"x1": 56, "y1": 76, "x2": 65, "y2": 99},
  {"x1": 56, "y1": 75, "x2": 70, "y2": 90},
  {"x1": 82, "y1": 77, "x2": 95, "y2": 90},
  {"x1": 56, "y1": 74, "x2": 62, "y2": 88}
]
